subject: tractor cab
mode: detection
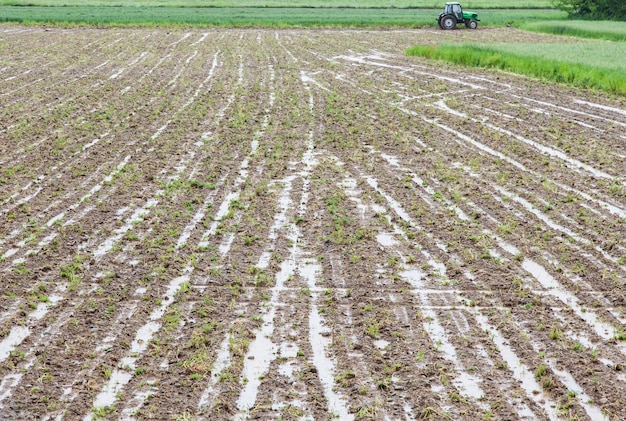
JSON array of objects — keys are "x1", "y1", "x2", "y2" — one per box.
[
  {"x1": 445, "y1": 2, "x2": 464, "y2": 21},
  {"x1": 438, "y1": 2, "x2": 479, "y2": 30}
]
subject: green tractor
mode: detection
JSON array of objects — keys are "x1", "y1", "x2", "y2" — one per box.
[{"x1": 438, "y1": 2, "x2": 480, "y2": 29}]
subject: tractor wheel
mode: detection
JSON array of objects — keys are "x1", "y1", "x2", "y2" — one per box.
[
  {"x1": 466, "y1": 20, "x2": 478, "y2": 29},
  {"x1": 441, "y1": 15, "x2": 456, "y2": 30}
]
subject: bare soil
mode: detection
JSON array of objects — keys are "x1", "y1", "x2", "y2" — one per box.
[{"x1": 0, "y1": 25, "x2": 624, "y2": 421}]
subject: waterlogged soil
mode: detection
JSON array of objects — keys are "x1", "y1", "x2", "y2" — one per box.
[{"x1": 0, "y1": 25, "x2": 625, "y2": 421}]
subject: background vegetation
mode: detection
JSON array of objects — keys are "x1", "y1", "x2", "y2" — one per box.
[
  {"x1": 553, "y1": 0, "x2": 625, "y2": 20},
  {"x1": 0, "y1": 5, "x2": 566, "y2": 27},
  {"x1": 0, "y1": 0, "x2": 555, "y2": 8}
]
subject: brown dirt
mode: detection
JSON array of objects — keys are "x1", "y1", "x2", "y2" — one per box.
[{"x1": 0, "y1": 25, "x2": 624, "y2": 420}]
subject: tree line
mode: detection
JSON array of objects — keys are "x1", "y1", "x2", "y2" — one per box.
[{"x1": 555, "y1": 0, "x2": 626, "y2": 20}]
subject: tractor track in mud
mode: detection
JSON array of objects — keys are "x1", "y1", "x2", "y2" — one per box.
[{"x1": 0, "y1": 25, "x2": 624, "y2": 420}]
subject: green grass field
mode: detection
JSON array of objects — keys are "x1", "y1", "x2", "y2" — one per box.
[
  {"x1": 0, "y1": 6, "x2": 565, "y2": 27},
  {"x1": 476, "y1": 42, "x2": 625, "y2": 71},
  {"x1": 407, "y1": 42, "x2": 626, "y2": 96},
  {"x1": 0, "y1": 0, "x2": 563, "y2": 27},
  {"x1": 0, "y1": 0, "x2": 556, "y2": 8},
  {"x1": 522, "y1": 20, "x2": 626, "y2": 41}
]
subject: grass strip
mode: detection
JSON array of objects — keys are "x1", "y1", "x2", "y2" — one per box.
[
  {"x1": 0, "y1": 6, "x2": 565, "y2": 27},
  {"x1": 406, "y1": 43, "x2": 626, "y2": 96},
  {"x1": 521, "y1": 20, "x2": 626, "y2": 41}
]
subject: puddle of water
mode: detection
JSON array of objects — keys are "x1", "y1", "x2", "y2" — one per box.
[
  {"x1": 547, "y1": 359, "x2": 608, "y2": 420},
  {"x1": 90, "y1": 370, "x2": 133, "y2": 411},
  {"x1": 197, "y1": 332, "x2": 231, "y2": 409},
  {"x1": 309, "y1": 300, "x2": 353, "y2": 420},
  {"x1": 0, "y1": 293, "x2": 62, "y2": 363},
  {"x1": 46, "y1": 212, "x2": 65, "y2": 227},
  {"x1": 371, "y1": 204, "x2": 386, "y2": 214},
  {"x1": 364, "y1": 176, "x2": 412, "y2": 222},
  {"x1": 338, "y1": 177, "x2": 358, "y2": 192},
  {"x1": 496, "y1": 238, "x2": 520, "y2": 256},
  {"x1": 380, "y1": 153, "x2": 399, "y2": 167},
  {"x1": 185, "y1": 50, "x2": 198, "y2": 65},
  {"x1": 573, "y1": 99, "x2": 626, "y2": 117},
  {"x1": 1, "y1": 248, "x2": 17, "y2": 259},
  {"x1": 493, "y1": 184, "x2": 622, "y2": 268},
  {"x1": 278, "y1": 349, "x2": 297, "y2": 378},
  {"x1": 376, "y1": 232, "x2": 398, "y2": 248},
  {"x1": 373, "y1": 339, "x2": 390, "y2": 350},
  {"x1": 517, "y1": 95, "x2": 626, "y2": 129},
  {"x1": 235, "y1": 257, "x2": 295, "y2": 415},
  {"x1": 301, "y1": 259, "x2": 353, "y2": 421},
  {"x1": 443, "y1": 121, "x2": 625, "y2": 218},
  {"x1": 218, "y1": 233, "x2": 235, "y2": 256},
  {"x1": 176, "y1": 192, "x2": 213, "y2": 250},
  {"x1": 517, "y1": 405, "x2": 537, "y2": 420},
  {"x1": 0, "y1": 373, "x2": 24, "y2": 408},
  {"x1": 424, "y1": 310, "x2": 484, "y2": 400},
  {"x1": 475, "y1": 313, "x2": 558, "y2": 421},
  {"x1": 336, "y1": 54, "x2": 484, "y2": 90},
  {"x1": 364, "y1": 173, "x2": 450, "y2": 253},
  {"x1": 109, "y1": 68, "x2": 124, "y2": 80},
  {"x1": 487, "y1": 122, "x2": 615, "y2": 181},
  {"x1": 435, "y1": 99, "x2": 467, "y2": 118},
  {"x1": 522, "y1": 259, "x2": 616, "y2": 341},
  {"x1": 576, "y1": 120, "x2": 599, "y2": 130},
  {"x1": 401, "y1": 269, "x2": 484, "y2": 402},
  {"x1": 93, "y1": 197, "x2": 159, "y2": 260},
  {"x1": 0, "y1": 327, "x2": 30, "y2": 363},
  {"x1": 167, "y1": 32, "x2": 191, "y2": 47},
  {"x1": 120, "y1": 388, "x2": 157, "y2": 421},
  {"x1": 87, "y1": 274, "x2": 189, "y2": 414},
  {"x1": 134, "y1": 287, "x2": 146, "y2": 296},
  {"x1": 400, "y1": 268, "x2": 425, "y2": 289},
  {"x1": 200, "y1": 191, "x2": 240, "y2": 245},
  {"x1": 270, "y1": 400, "x2": 312, "y2": 420},
  {"x1": 300, "y1": 71, "x2": 330, "y2": 92},
  {"x1": 201, "y1": 178, "x2": 297, "y2": 411},
  {"x1": 431, "y1": 383, "x2": 444, "y2": 393},
  {"x1": 82, "y1": 132, "x2": 109, "y2": 151},
  {"x1": 190, "y1": 32, "x2": 209, "y2": 47},
  {"x1": 257, "y1": 251, "x2": 272, "y2": 270}
]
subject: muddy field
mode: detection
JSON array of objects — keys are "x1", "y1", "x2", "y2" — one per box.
[{"x1": 0, "y1": 25, "x2": 625, "y2": 420}]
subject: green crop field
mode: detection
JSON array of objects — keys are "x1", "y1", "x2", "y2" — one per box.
[
  {"x1": 0, "y1": 0, "x2": 556, "y2": 8},
  {"x1": 522, "y1": 20, "x2": 626, "y2": 41},
  {"x1": 485, "y1": 42, "x2": 626, "y2": 70},
  {"x1": 0, "y1": 0, "x2": 563, "y2": 27},
  {"x1": 407, "y1": 41, "x2": 626, "y2": 95},
  {"x1": 0, "y1": 6, "x2": 564, "y2": 27}
]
